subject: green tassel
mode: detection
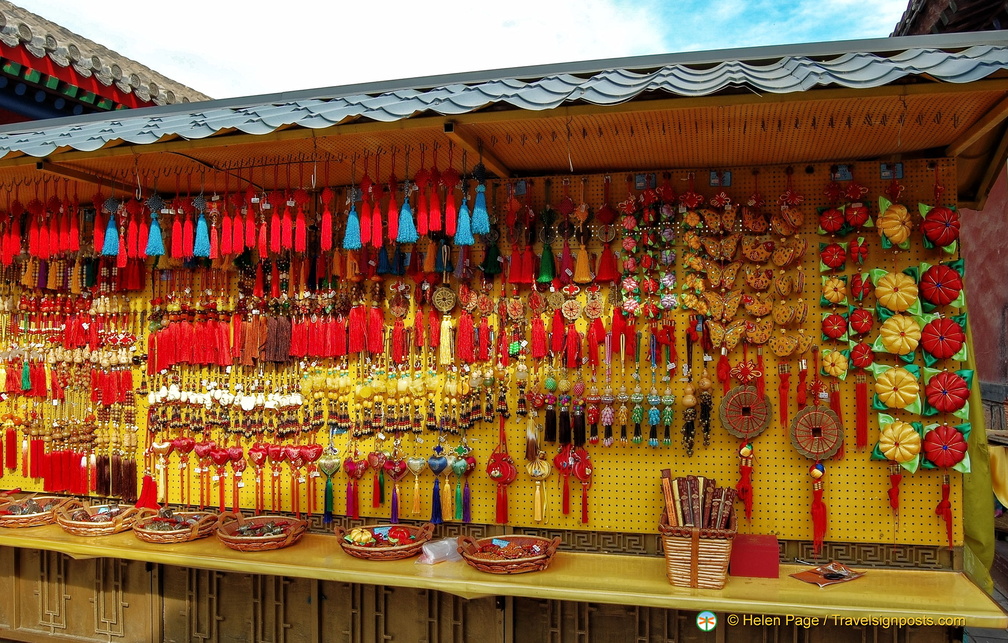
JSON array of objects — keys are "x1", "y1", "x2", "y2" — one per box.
[
  {"x1": 323, "y1": 475, "x2": 334, "y2": 524},
  {"x1": 21, "y1": 360, "x2": 30, "y2": 391},
  {"x1": 537, "y1": 242, "x2": 556, "y2": 283},
  {"x1": 480, "y1": 242, "x2": 501, "y2": 276}
]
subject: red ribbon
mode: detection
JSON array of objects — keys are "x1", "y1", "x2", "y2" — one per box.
[{"x1": 811, "y1": 480, "x2": 827, "y2": 556}]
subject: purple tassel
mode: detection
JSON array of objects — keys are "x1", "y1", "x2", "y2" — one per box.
[
  {"x1": 463, "y1": 482, "x2": 471, "y2": 523},
  {"x1": 430, "y1": 478, "x2": 443, "y2": 524},
  {"x1": 346, "y1": 480, "x2": 358, "y2": 520},
  {"x1": 390, "y1": 485, "x2": 399, "y2": 523},
  {"x1": 37, "y1": 260, "x2": 48, "y2": 289}
]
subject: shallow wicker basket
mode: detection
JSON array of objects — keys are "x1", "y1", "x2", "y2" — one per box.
[
  {"x1": 458, "y1": 535, "x2": 561, "y2": 574},
  {"x1": 335, "y1": 523, "x2": 434, "y2": 560},
  {"x1": 658, "y1": 514, "x2": 736, "y2": 589},
  {"x1": 0, "y1": 496, "x2": 76, "y2": 528},
  {"x1": 134, "y1": 510, "x2": 219, "y2": 544},
  {"x1": 55, "y1": 503, "x2": 142, "y2": 537},
  {"x1": 215, "y1": 513, "x2": 307, "y2": 552}
]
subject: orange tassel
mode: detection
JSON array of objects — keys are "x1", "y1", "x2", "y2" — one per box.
[{"x1": 209, "y1": 224, "x2": 219, "y2": 260}]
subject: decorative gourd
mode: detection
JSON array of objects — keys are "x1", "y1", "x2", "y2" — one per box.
[
  {"x1": 822, "y1": 313, "x2": 847, "y2": 340},
  {"x1": 875, "y1": 271, "x2": 918, "y2": 312},
  {"x1": 920, "y1": 318, "x2": 965, "y2": 360},
  {"x1": 880, "y1": 314, "x2": 920, "y2": 355},
  {"x1": 919, "y1": 264, "x2": 963, "y2": 306},
  {"x1": 819, "y1": 208, "x2": 845, "y2": 234},
  {"x1": 822, "y1": 276, "x2": 846, "y2": 304},
  {"x1": 878, "y1": 203, "x2": 912, "y2": 244},
  {"x1": 821, "y1": 242, "x2": 846, "y2": 269},
  {"x1": 878, "y1": 421, "x2": 921, "y2": 464},
  {"x1": 822, "y1": 350, "x2": 848, "y2": 377},
  {"x1": 875, "y1": 367, "x2": 919, "y2": 409},
  {"x1": 923, "y1": 425, "x2": 967, "y2": 469},
  {"x1": 921, "y1": 206, "x2": 960, "y2": 247},
  {"x1": 849, "y1": 308, "x2": 874, "y2": 335},
  {"x1": 849, "y1": 342, "x2": 874, "y2": 369},
  {"x1": 924, "y1": 371, "x2": 969, "y2": 413}
]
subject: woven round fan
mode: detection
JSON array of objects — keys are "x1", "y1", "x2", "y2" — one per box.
[
  {"x1": 789, "y1": 405, "x2": 844, "y2": 460},
  {"x1": 719, "y1": 385, "x2": 772, "y2": 440},
  {"x1": 432, "y1": 286, "x2": 457, "y2": 313}
]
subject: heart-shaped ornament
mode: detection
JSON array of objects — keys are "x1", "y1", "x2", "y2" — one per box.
[
  {"x1": 232, "y1": 458, "x2": 247, "y2": 473},
  {"x1": 367, "y1": 451, "x2": 388, "y2": 471},
  {"x1": 150, "y1": 440, "x2": 174, "y2": 457},
  {"x1": 317, "y1": 452, "x2": 341, "y2": 477},
  {"x1": 227, "y1": 446, "x2": 244, "y2": 462},
  {"x1": 209, "y1": 448, "x2": 231, "y2": 467},
  {"x1": 267, "y1": 444, "x2": 286, "y2": 464},
  {"x1": 247, "y1": 444, "x2": 268, "y2": 467},
  {"x1": 383, "y1": 458, "x2": 408, "y2": 483},
  {"x1": 173, "y1": 436, "x2": 196, "y2": 455},
  {"x1": 194, "y1": 440, "x2": 216, "y2": 460},
  {"x1": 428, "y1": 454, "x2": 448, "y2": 476},
  {"x1": 300, "y1": 443, "x2": 323, "y2": 463},
  {"x1": 407, "y1": 457, "x2": 427, "y2": 476},
  {"x1": 284, "y1": 445, "x2": 302, "y2": 462}
]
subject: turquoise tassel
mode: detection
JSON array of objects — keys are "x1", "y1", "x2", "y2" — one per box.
[
  {"x1": 146, "y1": 213, "x2": 165, "y2": 256},
  {"x1": 193, "y1": 212, "x2": 210, "y2": 257},
  {"x1": 454, "y1": 199, "x2": 474, "y2": 246},
  {"x1": 471, "y1": 184, "x2": 490, "y2": 234},
  {"x1": 100, "y1": 214, "x2": 119, "y2": 256},
  {"x1": 343, "y1": 204, "x2": 361, "y2": 250},
  {"x1": 396, "y1": 200, "x2": 418, "y2": 244}
]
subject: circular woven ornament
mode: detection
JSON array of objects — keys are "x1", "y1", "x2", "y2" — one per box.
[
  {"x1": 432, "y1": 287, "x2": 457, "y2": 313},
  {"x1": 719, "y1": 385, "x2": 772, "y2": 441},
  {"x1": 921, "y1": 317, "x2": 965, "y2": 360},
  {"x1": 790, "y1": 405, "x2": 844, "y2": 460},
  {"x1": 822, "y1": 276, "x2": 846, "y2": 304},
  {"x1": 923, "y1": 424, "x2": 967, "y2": 469},
  {"x1": 822, "y1": 350, "x2": 848, "y2": 377},
  {"x1": 919, "y1": 264, "x2": 963, "y2": 307},
  {"x1": 845, "y1": 203, "x2": 870, "y2": 227},
  {"x1": 925, "y1": 371, "x2": 969, "y2": 413}
]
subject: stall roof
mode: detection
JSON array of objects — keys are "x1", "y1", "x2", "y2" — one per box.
[{"x1": 0, "y1": 32, "x2": 1007, "y2": 207}]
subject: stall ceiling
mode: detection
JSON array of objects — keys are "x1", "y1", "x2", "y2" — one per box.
[{"x1": 0, "y1": 33, "x2": 1006, "y2": 208}]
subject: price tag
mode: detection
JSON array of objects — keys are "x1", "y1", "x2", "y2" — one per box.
[{"x1": 491, "y1": 538, "x2": 509, "y2": 547}]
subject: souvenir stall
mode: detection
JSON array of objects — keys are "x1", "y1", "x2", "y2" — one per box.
[{"x1": 0, "y1": 33, "x2": 1001, "y2": 643}]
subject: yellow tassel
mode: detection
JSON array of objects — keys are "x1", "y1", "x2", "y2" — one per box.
[
  {"x1": 70, "y1": 259, "x2": 82, "y2": 295},
  {"x1": 438, "y1": 315, "x2": 453, "y2": 366},
  {"x1": 20, "y1": 258, "x2": 33, "y2": 288},
  {"x1": 534, "y1": 480, "x2": 544, "y2": 522},
  {"x1": 412, "y1": 476, "x2": 421, "y2": 515},
  {"x1": 0, "y1": 364, "x2": 6, "y2": 391},
  {"x1": 47, "y1": 260, "x2": 60, "y2": 291},
  {"x1": 573, "y1": 243, "x2": 592, "y2": 284},
  {"x1": 440, "y1": 474, "x2": 454, "y2": 520},
  {"x1": 423, "y1": 238, "x2": 437, "y2": 273}
]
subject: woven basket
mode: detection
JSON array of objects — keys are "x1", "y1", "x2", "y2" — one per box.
[
  {"x1": 55, "y1": 504, "x2": 142, "y2": 537},
  {"x1": 134, "y1": 510, "x2": 219, "y2": 544},
  {"x1": 458, "y1": 535, "x2": 561, "y2": 574},
  {"x1": 658, "y1": 514, "x2": 736, "y2": 589},
  {"x1": 336, "y1": 523, "x2": 435, "y2": 560},
  {"x1": 0, "y1": 496, "x2": 76, "y2": 528},
  {"x1": 215, "y1": 513, "x2": 306, "y2": 552}
]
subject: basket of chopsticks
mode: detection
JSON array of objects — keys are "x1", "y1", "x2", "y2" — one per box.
[
  {"x1": 0, "y1": 495, "x2": 75, "y2": 528},
  {"x1": 658, "y1": 472, "x2": 737, "y2": 589},
  {"x1": 55, "y1": 502, "x2": 142, "y2": 537}
]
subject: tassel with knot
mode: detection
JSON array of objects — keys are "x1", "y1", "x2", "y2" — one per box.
[
  {"x1": 737, "y1": 443, "x2": 754, "y2": 519},
  {"x1": 193, "y1": 212, "x2": 210, "y2": 257},
  {"x1": 471, "y1": 184, "x2": 490, "y2": 234},
  {"x1": 343, "y1": 204, "x2": 362, "y2": 250},
  {"x1": 397, "y1": 199, "x2": 418, "y2": 244},
  {"x1": 454, "y1": 197, "x2": 474, "y2": 246},
  {"x1": 573, "y1": 243, "x2": 592, "y2": 284},
  {"x1": 146, "y1": 213, "x2": 165, "y2": 257},
  {"x1": 810, "y1": 468, "x2": 827, "y2": 556},
  {"x1": 456, "y1": 312, "x2": 474, "y2": 363},
  {"x1": 438, "y1": 315, "x2": 453, "y2": 366},
  {"x1": 530, "y1": 316, "x2": 547, "y2": 360},
  {"x1": 295, "y1": 206, "x2": 307, "y2": 252},
  {"x1": 936, "y1": 479, "x2": 953, "y2": 549}
]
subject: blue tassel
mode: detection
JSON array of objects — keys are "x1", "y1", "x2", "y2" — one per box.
[
  {"x1": 100, "y1": 214, "x2": 119, "y2": 256},
  {"x1": 146, "y1": 213, "x2": 165, "y2": 256},
  {"x1": 454, "y1": 199, "x2": 474, "y2": 246},
  {"x1": 471, "y1": 184, "x2": 490, "y2": 235},
  {"x1": 323, "y1": 475, "x2": 334, "y2": 525},
  {"x1": 193, "y1": 212, "x2": 210, "y2": 257},
  {"x1": 396, "y1": 200, "x2": 418, "y2": 244},
  {"x1": 343, "y1": 204, "x2": 361, "y2": 250},
  {"x1": 430, "y1": 477, "x2": 442, "y2": 524}
]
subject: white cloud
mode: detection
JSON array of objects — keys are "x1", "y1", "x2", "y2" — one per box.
[{"x1": 15, "y1": 0, "x2": 912, "y2": 100}]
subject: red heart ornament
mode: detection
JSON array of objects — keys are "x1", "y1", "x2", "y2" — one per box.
[
  {"x1": 367, "y1": 451, "x2": 387, "y2": 471},
  {"x1": 248, "y1": 445, "x2": 268, "y2": 467},
  {"x1": 209, "y1": 448, "x2": 231, "y2": 467},
  {"x1": 227, "y1": 446, "x2": 244, "y2": 462},
  {"x1": 232, "y1": 458, "x2": 247, "y2": 473},
  {"x1": 300, "y1": 443, "x2": 323, "y2": 464},
  {"x1": 173, "y1": 436, "x2": 196, "y2": 455},
  {"x1": 267, "y1": 444, "x2": 286, "y2": 464},
  {"x1": 283, "y1": 445, "x2": 301, "y2": 462},
  {"x1": 194, "y1": 440, "x2": 216, "y2": 460},
  {"x1": 383, "y1": 458, "x2": 408, "y2": 483}
]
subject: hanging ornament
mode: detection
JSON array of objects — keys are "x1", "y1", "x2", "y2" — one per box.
[{"x1": 719, "y1": 385, "x2": 772, "y2": 520}]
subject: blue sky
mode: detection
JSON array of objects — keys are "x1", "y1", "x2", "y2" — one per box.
[{"x1": 17, "y1": 0, "x2": 910, "y2": 99}]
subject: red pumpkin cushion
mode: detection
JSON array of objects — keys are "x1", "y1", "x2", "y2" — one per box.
[
  {"x1": 849, "y1": 308, "x2": 874, "y2": 335},
  {"x1": 845, "y1": 204, "x2": 870, "y2": 227},
  {"x1": 850, "y1": 273, "x2": 871, "y2": 300},
  {"x1": 850, "y1": 342, "x2": 874, "y2": 369},
  {"x1": 820, "y1": 242, "x2": 846, "y2": 269},
  {"x1": 921, "y1": 206, "x2": 960, "y2": 247},
  {"x1": 919, "y1": 265, "x2": 963, "y2": 307},
  {"x1": 920, "y1": 318, "x2": 965, "y2": 360},
  {"x1": 849, "y1": 237, "x2": 868, "y2": 264},
  {"x1": 822, "y1": 313, "x2": 848, "y2": 339},
  {"x1": 924, "y1": 371, "x2": 969, "y2": 413},
  {"x1": 923, "y1": 424, "x2": 968, "y2": 468},
  {"x1": 819, "y1": 208, "x2": 845, "y2": 234}
]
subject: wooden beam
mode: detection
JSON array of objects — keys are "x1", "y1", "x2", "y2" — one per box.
[
  {"x1": 945, "y1": 93, "x2": 1008, "y2": 157},
  {"x1": 966, "y1": 124, "x2": 1008, "y2": 210},
  {"x1": 35, "y1": 160, "x2": 137, "y2": 195},
  {"x1": 442, "y1": 121, "x2": 510, "y2": 178}
]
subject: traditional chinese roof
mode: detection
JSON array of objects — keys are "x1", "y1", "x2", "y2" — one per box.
[{"x1": 894, "y1": 0, "x2": 1008, "y2": 36}]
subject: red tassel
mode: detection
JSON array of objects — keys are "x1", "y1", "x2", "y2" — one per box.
[
  {"x1": 245, "y1": 209, "x2": 256, "y2": 250},
  {"x1": 138, "y1": 217, "x2": 149, "y2": 258},
  {"x1": 391, "y1": 319, "x2": 406, "y2": 364},
  {"x1": 220, "y1": 212, "x2": 233, "y2": 256},
  {"x1": 368, "y1": 307, "x2": 384, "y2": 354},
  {"x1": 519, "y1": 246, "x2": 536, "y2": 284},
  {"x1": 796, "y1": 367, "x2": 808, "y2": 409},
  {"x1": 253, "y1": 264, "x2": 265, "y2": 298},
  {"x1": 4, "y1": 427, "x2": 15, "y2": 470},
  {"x1": 182, "y1": 215, "x2": 194, "y2": 258},
  {"x1": 779, "y1": 370, "x2": 791, "y2": 427},
  {"x1": 348, "y1": 307, "x2": 366, "y2": 354},
  {"x1": 287, "y1": 207, "x2": 299, "y2": 251},
  {"x1": 737, "y1": 454, "x2": 754, "y2": 520},
  {"x1": 170, "y1": 214, "x2": 183, "y2": 258},
  {"x1": 428, "y1": 183, "x2": 442, "y2": 232},
  {"x1": 756, "y1": 351, "x2": 766, "y2": 399},
  {"x1": 127, "y1": 217, "x2": 139, "y2": 258},
  {"x1": 565, "y1": 325, "x2": 581, "y2": 369},
  {"x1": 428, "y1": 310, "x2": 440, "y2": 349},
  {"x1": 370, "y1": 201, "x2": 382, "y2": 248},
  {"x1": 530, "y1": 317, "x2": 547, "y2": 360},
  {"x1": 58, "y1": 210, "x2": 70, "y2": 253},
  {"x1": 209, "y1": 224, "x2": 220, "y2": 260},
  {"x1": 135, "y1": 474, "x2": 159, "y2": 510},
  {"x1": 811, "y1": 480, "x2": 827, "y2": 556},
  {"x1": 231, "y1": 209, "x2": 243, "y2": 252},
  {"x1": 67, "y1": 208, "x2": 79, "y2": 252},
  {"x1": 37, "y1": 217, "x2": 50, "y2": 259},
  {"x1": 595, "y1": 244, "x2": 618, "y2": 282},
  {"x1": 413, "y1": 310, "x2": 425, "y2": 348},
  {"x1": 444, "y1": 190, "x2": 457, "y2": 237},
  {"x1": 417, "y1": 185, "x2": 428, "y2": 236},
  {"x1": 270, "y1": 261, "x2": 280, "y2": 299},
  {"x1": 457, "y1": 312, "x2": 474, "y2": 363},
  {"x1": 551, "y1": 309, "x2": 565, "y2": 355},
  {"x1": 320, "y1": 207, "x2": 333, "y2": 252},
  {"x1": 936, "y1": 481, "x2": 953, "y2": 549},
  {"x1": 855, "y1": 379, "x2": 868, "y2": 449},
  {"x1": 257, "y1": 218, "x2": 268, "y2": 257},
  {"x1": 93, "y1": 210, "x2": 106, "y2": 253},
  {"x1": 360, "y1": 199, "x2": 372, "y2": 246},
  {"x1": 117, "y1": 231, "x2": 128, "y2": 268},
  {"x1": 270, "y1": 209, "x2": 281, "y2": 253},
  {"x1": 888, "y1": 471, "x2": 902, "y2": 512},
  {"x1": 717, "y1": 352, "x2": 731, "y2": 394},
  {"x1": 387, "y1": 188, "x2": 399, "y2": 242}
]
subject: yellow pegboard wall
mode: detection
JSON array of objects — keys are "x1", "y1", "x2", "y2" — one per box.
[{"x1": 0, "y1": 159, "x2": 965, "y2": 551}]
